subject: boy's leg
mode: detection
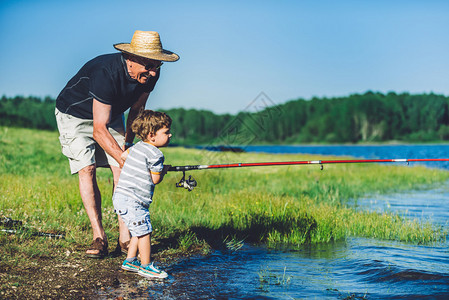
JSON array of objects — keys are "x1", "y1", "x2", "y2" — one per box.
[
  {"x1": 137, "y1": 233, "x2": 151, "y2": 265},
  {"x1": 127, "y1": 236, "x2": 139, "y2": 259},
  {"x1": 137, "y1": 233, "x2": 168, "y2": 279},
  {"x1": 121, "y1": 236, "x2": 141, "y2": 272}
]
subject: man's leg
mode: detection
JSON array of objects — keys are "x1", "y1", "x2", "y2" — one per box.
[
  {"x1": 111, "y1": 165, "x2": 131, "y2": 245},
  {"x1": 78, "y1": 164, "x2": 107, "y2": 255}
]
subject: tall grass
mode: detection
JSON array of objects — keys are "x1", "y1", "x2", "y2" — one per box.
[
  {"x1": 152, "y1": 146, "x2": 449, "y2": 246},
  {"x1": 1, "y1": 126, "x2": 448, "y2": 259}
]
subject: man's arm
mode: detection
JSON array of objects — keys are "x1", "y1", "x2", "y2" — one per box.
[
  {"x1": 92, "y1": 99, "x2": 124, "y2": 167},
  {"x1": 124, "y1": 92, "x2": 150, "y2": 148}
]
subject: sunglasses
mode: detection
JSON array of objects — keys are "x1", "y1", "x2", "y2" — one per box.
[{"x1": 144, "y1": 61, "x2": 163, "y2": 71}]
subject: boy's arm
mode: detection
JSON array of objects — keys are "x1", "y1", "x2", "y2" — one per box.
[{"x1": 151, "y1": 165, "x2": 170, "y2": 185}]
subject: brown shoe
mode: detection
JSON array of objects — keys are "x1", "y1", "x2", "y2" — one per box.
[
  {"x1": 86, "y1": 238, "x2": 108, "y2": 259},
  {"x1": 117, "y1": 239, "x2": 129, "y2": 254}
]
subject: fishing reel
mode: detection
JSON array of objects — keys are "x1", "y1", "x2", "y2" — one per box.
[{"x1": 175, "y1": 171, "x2": 197, "y2": 191}]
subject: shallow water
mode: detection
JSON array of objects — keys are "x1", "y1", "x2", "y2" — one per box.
[
  {"x1": 100, "y1": 186, "x2": 449, "y2": 299},
  {"x1": 355, "y1": 186, "x2": 449, "y2": 227},
  {"x1": 99, "y1": 145, "x2": 449, "y2": 299},
  {"x1": 101, "y1": 241, "x2": 449, "y2": 299}
]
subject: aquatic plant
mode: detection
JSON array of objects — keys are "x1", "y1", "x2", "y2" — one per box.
[
  {"x1": 224, "y1": 235, "x2": 244, "y2": 252},
  {"x1": 258, "y1": 266, "x2": 292, "y2": 292}
]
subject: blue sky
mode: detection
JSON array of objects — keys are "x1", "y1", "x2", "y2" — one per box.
[{"x1": 1, "y1": 0, "x2": 448, "y2": 114}]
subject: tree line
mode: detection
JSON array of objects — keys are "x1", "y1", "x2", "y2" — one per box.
[
  {"x1": 167, "y1": 91, "x2": 449, "y2": 144},
  {"x1": 0, "y1": 96, "x2": 56, "y2": 130},
  {"x1": 2, "y1": 92, "x2": 449, "y2": 144}
]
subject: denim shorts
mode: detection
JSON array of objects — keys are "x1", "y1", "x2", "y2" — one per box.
[
  {"x1": 55, "y1": 108, "x2": 125, "y2": 174},
  {"x1": 113, "y1": 193, "x2": 152, "y2": 237}
]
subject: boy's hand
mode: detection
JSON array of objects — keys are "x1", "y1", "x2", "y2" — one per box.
[
  {"x1": 121, "y1": 150, "x2": 129, "y2": 163},
  {"x1": 162, "y1": 165, "x2": 171, "y2": 175}
]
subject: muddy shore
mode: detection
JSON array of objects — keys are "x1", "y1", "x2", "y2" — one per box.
[{"x1": 0, "y1": 242, "x2": 201, "y2": 299}]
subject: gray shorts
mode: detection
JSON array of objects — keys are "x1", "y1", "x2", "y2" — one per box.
[
  {"x1": 113, "y1": 193, "x2": 152, "y2": 237},
  {"x1": 55, "y1": 108, "x2": 125, "y2": 174}
]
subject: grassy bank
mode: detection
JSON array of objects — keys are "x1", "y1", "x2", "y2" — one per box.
[{"x1": 1, "y1": 126, "x2": 449, "y2": 261}]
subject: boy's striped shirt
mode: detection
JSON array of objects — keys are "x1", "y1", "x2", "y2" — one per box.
[{"x1": 114, "y1": 141, "x2": 164, "y2": 206}]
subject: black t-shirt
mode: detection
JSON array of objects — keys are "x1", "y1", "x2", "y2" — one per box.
[{"x1": 56, "y1": 53, "x2": 159, "y2": 119}]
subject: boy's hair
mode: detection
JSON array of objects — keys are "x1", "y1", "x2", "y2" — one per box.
[{"x1": 131, "y1": 110, "x2": 172, "y2": 141}]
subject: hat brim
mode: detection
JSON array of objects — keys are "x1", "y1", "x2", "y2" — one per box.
[{"x1": 113, "y1": 43, "x2": 180, "y2": 62}]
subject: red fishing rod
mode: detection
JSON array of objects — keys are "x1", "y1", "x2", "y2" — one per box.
[{"x1": 168, "y1": 158, "x2": 449, "y2": 191}]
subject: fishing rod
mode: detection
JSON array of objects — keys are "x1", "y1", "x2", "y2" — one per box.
[
  {"x1": 0, "y1": 217, "x2": 65, "y2": 239},
  {"x1": 168, "y1": 158, "x2": 449, "y2": 191}
]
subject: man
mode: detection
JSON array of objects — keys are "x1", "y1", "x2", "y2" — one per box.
[{"x1": 55, "y1": 30, "x2": 179, "y2": 258}]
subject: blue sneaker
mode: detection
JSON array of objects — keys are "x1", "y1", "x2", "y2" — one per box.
[
  {"x1": 121, "y1": 259, "x2": 141, "y2": 273},
  {"x1": 138, "y1": 262, "x2": 168, "y2": 279}
]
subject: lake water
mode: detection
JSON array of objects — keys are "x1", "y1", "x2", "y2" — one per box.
[
  {"x1": 245, "y1": 144, "x2": 449, "y2": 170},
  {"x1": 100, "y1": 145, "x2": 449, "y2": 299}
]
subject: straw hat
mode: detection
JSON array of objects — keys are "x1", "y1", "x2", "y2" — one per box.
[{"x1": 114, "y1": 30, "x2": 179, "y2": 62}]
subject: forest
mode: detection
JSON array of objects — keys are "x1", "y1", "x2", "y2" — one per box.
[{"x1": 2, "y1": 91, "x2": 449, "y2": 145}]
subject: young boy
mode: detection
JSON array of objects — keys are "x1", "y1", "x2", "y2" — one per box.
[{"x1": 113, "y1": 110, "x2": 172, "y2": 279}]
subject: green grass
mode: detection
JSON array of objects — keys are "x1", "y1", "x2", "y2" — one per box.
[{"x1": 1, "y1": 126, "x2": 449, "y2": 262}]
